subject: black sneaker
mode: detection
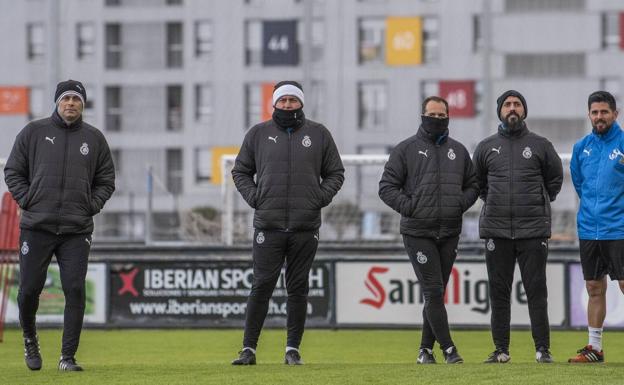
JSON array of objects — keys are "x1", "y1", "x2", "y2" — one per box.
[
  {"x1": 231, "y1": 349, "x2": 256, "y2": 365},
  {"x1": 443, "y1": 346, "x2": 464, "y2": 364},
  {"x1": 536, "y1": 346, "x2": 554, "y2": 363},
  {"x1": 284, "y1": 350, "x2": 303, "y2": 365},
  {"x1": 58, "y1": 356, "x2": 83, "y2": 371},
  {"x1": 417, "y1": 348, "x2": 436, "y2": 364},
  {"x1": 484, "y1": 349, "x2": 511, "y2": 363},
  {"x1": 24, "y1": 336, "x2": 42, "y2": 371}
]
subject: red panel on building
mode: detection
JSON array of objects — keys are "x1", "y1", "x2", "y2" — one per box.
[
  {"x1": 261, "y1": 82, "x2": 275, "y2": 122},
  {"x1": 0, "y1": 87, "x2": 29, "y2": 115},
  {"x1": 439, "y1": 81, "x2": 475, "y2": 118}
]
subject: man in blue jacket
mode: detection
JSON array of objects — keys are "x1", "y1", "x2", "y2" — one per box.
[{"x1": 568, "y1": 91, "x2": 624, "y2": 363}]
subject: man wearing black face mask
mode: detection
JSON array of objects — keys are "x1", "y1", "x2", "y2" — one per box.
[
  {"x1": 473, "y1": 90, "x2": 563, "y2": 364},
  {"x1": 379, "y1": 96, "x2": 479, "y2": 364},
  {"x1": 231, "y1": 81, "x2": 344, "y2": 365}
]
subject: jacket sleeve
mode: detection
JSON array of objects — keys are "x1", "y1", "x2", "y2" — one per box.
[
  {"x1": 461, "y1": 149, "x2": 479, "y2": 212},
  {"x1": 472, "y1": 143, "x2": 488, "y2": 201},
  {"x1": 570, "y1": 141, "x2": 583, "y2": 198},
  {"x1": 319, "y1": 128, "x2": 345, "y2": 207},
  {"x1": 4, "y1": 127, "x2": 31, "y2": 209},
  {"x1": 231, "y1": 130, "x2": 258, "y2": 209},
  {"x1": 91, "y1": 134, "x2": 116, "y2": 214},
  {"x1": 378, "y1": 145, "x2": 413, "y2": 216},
  {"x1": 542, "y1": 140, "x2": 563, "y2": 202}
]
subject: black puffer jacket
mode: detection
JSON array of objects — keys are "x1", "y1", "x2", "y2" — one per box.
[
  {"x1": 4, "y1": 111, "x2": 115, "y2": 234},
  {"x1": 232, "y1": 118, "x2": 344, "y2": 231},
  {"x1": 472, "y1": 123, "x2": 563, "y2": 239},
  {"x1": 379, "y1": 126, "x2": 479, "y2": 239}
]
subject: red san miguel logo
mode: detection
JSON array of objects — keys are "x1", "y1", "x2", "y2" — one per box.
[{"x1": 359, "y1": 265, "x2": 528, "y2": 313}]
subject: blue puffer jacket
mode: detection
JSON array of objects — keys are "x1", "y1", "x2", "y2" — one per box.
[{"x1": 570, "y1": 121, "x2": 624, "y2": 240}]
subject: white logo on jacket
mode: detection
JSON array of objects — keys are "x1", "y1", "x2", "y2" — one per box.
[
  {"x1": 21, "y1": 241, "x2": 29, "y2": 255},
  {"x1": 486, "y1": 239, "x2": 495, "y2": 251},
  {"x1": 447, "y1": 148, "x2": 456, "y2": 160},
  {"x1": 80, "y1": 142, "x2": 89, "y2": 155},
  {"x1": 256, "y1": 231, "x2": 265, "y2": 244},
  {"x1": 268, "y1": 136, "x2": 278, "y2": 143},
  {"x1": 302, "y1": 135, "x2": 312, "y2": 148},
  {"x1": 522, "y1": 146, "x2": 532, "y2": 159},
  {"x1": 45, "y1": 136, "x2": 55, "y2": 144},
  {"x1": 416, "y1": 251, "x2": 427, "y2": 264},
  {"x1": 583, "y1": 148, "x2": 592, "y2": 156},
  {"x1": 609, "y1": 148, "x2": 624, "y2": 161},
  {"x1": 418, "y1": 150, "x2": 428, "y2": 158},
  {"x1": 491, "y1": 146, "x2": 501, "y2": 154}
]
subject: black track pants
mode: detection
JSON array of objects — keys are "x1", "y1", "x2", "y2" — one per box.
[
  {"x1": 18, "y1": 229, "x2": 91, "y2": 357},
  {"x1": 242, "y1": 230, "x2": 318, "y2": 350}
]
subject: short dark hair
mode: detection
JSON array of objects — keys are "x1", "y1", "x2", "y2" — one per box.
[
  {"x1": 421, "y1": 96, "x2": 449, "y2": 115},
  {"x1": 588, "y1": 91, "x2": 616, "y2": 111},
  {"x1": 274, "y1": 80, "x2": 303, "y2": 92}
]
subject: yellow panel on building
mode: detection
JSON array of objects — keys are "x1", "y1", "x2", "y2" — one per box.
[
  {"x1": 385, "y1": 17, "x2": 422, "y2": 66},
  {"x1": 211, "y1": 146, "x2": 240, "y2": 185}
]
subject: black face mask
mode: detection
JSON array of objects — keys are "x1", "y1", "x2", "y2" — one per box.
[
  {"x1": 273, "y1": 108, "x2": 305, "y2": 129},
  {"x1": 421, "y1": 115, "x2": 449, "y2": 137}
]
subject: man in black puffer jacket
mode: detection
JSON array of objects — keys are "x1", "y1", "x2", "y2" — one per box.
[
  {"x1": 4, "y1": 80, "x2": 115, "y2": 372},
  {"x1": 379, "y1": 96, "x2": 479, "y2": 365},
  {"x1": 473, "y1": 90, "x2": 562, "y2": 364},
  {"x1": 231, "y1": 81, "x2": 344, "y2": 366}
]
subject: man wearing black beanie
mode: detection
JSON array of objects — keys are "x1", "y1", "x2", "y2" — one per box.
[
  {"x1": 473, "y1": 90, "x2": 563, "y2": 363},
  {"x1": 4, "y1": 79, "x2": 115, "y2": 371},
  {"x1": 231, "y1": 80, "x2": 344, "y2": 365}
]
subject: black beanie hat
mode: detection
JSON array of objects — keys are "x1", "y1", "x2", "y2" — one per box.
[
  {"x1": 496, "y1": 90, "x2": 527, "y2": 121},
  {"x1": 54, "y1": 79, "x2": 87, "y2": 105}
]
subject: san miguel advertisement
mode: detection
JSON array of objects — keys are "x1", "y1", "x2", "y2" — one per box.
[
  {"x1": 335, "y1": 261, "x2": 565, "y2": 326},
  {"x1": 109, "y1": 261, "x2": 331, "y2": 327}
]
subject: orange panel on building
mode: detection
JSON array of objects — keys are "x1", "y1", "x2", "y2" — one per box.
[
  {"x1": 261, "y1": 82, "x2": 275, "y2": 121},
  {"x1": 0, "y1": 87, "x2": 29, "y2": 115}
]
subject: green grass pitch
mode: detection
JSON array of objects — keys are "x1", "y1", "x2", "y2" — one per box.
[{"x1": 1, "y1": 329, "x2": 624, "y2": 384}]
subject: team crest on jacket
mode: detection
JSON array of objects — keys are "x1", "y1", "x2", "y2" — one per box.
[
  {"x1": 447, "y1": 148, "x2": 456, "y2": 160},
  {"x1": 80, "y1": 142, "x2": 89, "y2": 155},
  {"x1": 21, "y1": 241, "x2": 29, "y2": 255},
  {"x1": 608, "y1": 148, "x2": 624, "y2": 161},
  {"x1": 302, "y1": 135, "x2": 312, "y2": 148},
  {"x1": 486, "y1": 239, "x2": 495, "y2": 251},
  {"x1": 416, "y1": 251, "x2": 427, "y2": 264},
  {"x1": 256, "y1": 231, "x2": 265, "y2": 244},
  {"x1": 522, "y1": 146, "x2": 532, "y2": 159}
]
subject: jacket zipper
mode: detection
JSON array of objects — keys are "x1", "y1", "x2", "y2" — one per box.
[
  {"x1": 435, "y1": 144, "x2": 441, "y2": 239},
  {"x1": 285, "y1": 130, "x2": 292, "y2": 231},
  {"x1": 509, "y1": 138, "x2": 515, "y2": 239},
  {"x1": 594, "y1": 140, "x2": 602, "y2": 239},
  {"x1": 56, "y1": 130, "x2": 69, "y2": 234}
]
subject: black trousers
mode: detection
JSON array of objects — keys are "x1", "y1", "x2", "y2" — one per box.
[
  {"x1": 243, "y1": 229, "x2": 318, "y2": 350},
  {"x1": 18, "y1": 229, "x2": 91, "y2": 357},
  {"x1": 403, "y1": 235, "x2": 459, "y2": 351},
  {"x1": 485, "y1": 238, "x2": 549, "y2": 351}
]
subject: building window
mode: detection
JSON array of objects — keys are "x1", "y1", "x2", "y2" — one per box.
[
  {"x1": 505, "y1": 0, "x2": 585, "y2": 12},
  {"x1": 83, "y1": 84, "x2": 96, "y2": 122},
  {"x1": 27, "y1": 23, "x2": 45, "y2": 61},
  {"x1": 29, "y1": 87, "x2": 45, "y2": 119},
  {"x1": 423, "y1": 16, "x2": 440, "y2": 63},
  {"x1": 472, "y1": 15, "x2": 483, "y2": 53},
  {"x1": 105, "y1": 86, "x2": 122, "y2": 131},
  {"x1": 77, "y1": 23, "x2": 96, "y2": 60},
  {"x1": 166, "y1": 0, "x2": 183, "y2": 4},
  {"x1": 195, "y1": 84, "x2": 213, "y2": 123},
  {"x1": 166, "y1": 148, "x2": 183, "y2": 195},
  {"x1": 245, "y1": 83, "x2": 262, "y2": 128},
  {"x1": 506, "y1": 53, "x2": 585, "y2": 78},
  {"x1": 194, "y1": 20, "x2": 213, "y2": 59},
  {"x1": 358, "y1": 18, "x2": 385, "y2": 64},
  {"x1": 308, "y1": 81, "x2": 325, "y2": 121},
  {"x1": 245, "y1": 20, "x2": 262, "y2": 66},
  {"x1": 166, "y1": 22, "x2": 183, "y2": 68},
  {"x1": 602, "y1": 13, "x2": 621, "y2": 50},
  {"x1": 358, "y1": 81, "x2": 388, "y2": 130},
  {"x1": 105, "y1": 24, "x2": 122, "y2": 69},
  {"x1": 167, "y1": 85, "x2": 183, "y2": 131},
  {"x1": 105, "y1": 0, "x2": 121, "y2": 5},
  {"x1": 194, "y1": 148, "x2": 211, "y2": 183},
  {"x1": 600, "y1": 78, "x2": 621, "y2": 104},
  {"x1": 298, "y1": 19, "x2": 324, "y2": 63}
]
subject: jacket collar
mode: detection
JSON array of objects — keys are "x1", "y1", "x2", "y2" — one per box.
[
  {"x1": 417, "y1": 124, "x2": 449, "y2": 145},
  {"x1": 497, "y1": 121, "x2": 528, "y2": 138},
  {"x1": 592, "y1": 121, "x2": 621, "y2": 141},
  {"x1": 52, "y1": 109, "x2": 83, "y2": 131}
]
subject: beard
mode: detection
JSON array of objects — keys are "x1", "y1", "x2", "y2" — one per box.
[
  {"x1": 504, "y1": 112, "x2": 522, "y2": 129},
  {"x1": 592, "y1": 119, "x2": 609, "y2": 134}
]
